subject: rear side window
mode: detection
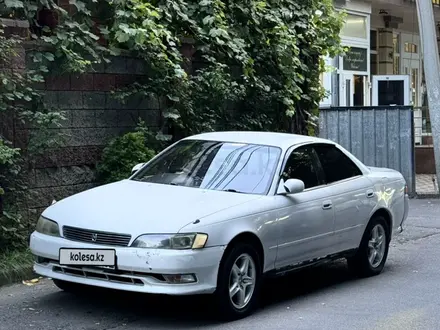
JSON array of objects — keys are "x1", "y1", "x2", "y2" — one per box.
[{"x1": 313, "y1": 144, "x2": 362, "y2": 184}]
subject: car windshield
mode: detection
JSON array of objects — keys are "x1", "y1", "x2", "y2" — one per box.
[{"x1": 131, "y1": 139, "x2": 282, "y2": 195}]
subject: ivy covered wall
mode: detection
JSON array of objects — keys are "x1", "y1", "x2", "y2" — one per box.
[
  {"x1": 1, "y1": 0, "x2": 345, "y2": 250},
  {"x1": 3, "y1": 55, "x2": 163, "y2": 219}
]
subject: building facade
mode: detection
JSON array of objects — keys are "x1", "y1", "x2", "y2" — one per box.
[
  {"x1": 320, "y1": 0, "x2": 372, "y2": 108},
  {"x1": 321, "y1": 0, "x2": 440, "y2": 110},
  {"x1": 320, "y1": 0, "x2": 440, "y2": 173}
]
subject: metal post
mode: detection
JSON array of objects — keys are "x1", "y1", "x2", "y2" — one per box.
[{"x1": 416, "y1": 0, "x2": 440, "y2": 191}]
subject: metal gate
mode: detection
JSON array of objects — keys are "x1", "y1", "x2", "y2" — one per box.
[{"x1": 319, "y1": 106, "x2": 415, "y2": 196}]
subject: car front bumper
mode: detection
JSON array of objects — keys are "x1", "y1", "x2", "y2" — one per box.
[{"x1": 30, "y1": 231, "x2": 225, "y2": 295}]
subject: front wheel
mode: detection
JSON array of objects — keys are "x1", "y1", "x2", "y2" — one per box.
[
  {"x1": 347, "y1": 215, "x2": 390, "y2": 277},
  {"x1": 214, "y1": 243, "x2": 262, "y2": 320}
]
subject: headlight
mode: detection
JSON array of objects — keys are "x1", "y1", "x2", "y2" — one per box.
[
  {"x1": 35, "y1": 216, "x2": 60, "y2": 237},
  {"x1": 131, "y1": 233, "x2": 208, "y2": 250}
]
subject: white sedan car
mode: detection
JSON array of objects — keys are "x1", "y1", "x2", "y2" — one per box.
[{"x1": 30, "y1": 131, "x2": 409, "y2": 320}]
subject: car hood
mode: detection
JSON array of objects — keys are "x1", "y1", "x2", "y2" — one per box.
[{"x1": 42, "y1": 180, "x2": 262, "y2": 236}]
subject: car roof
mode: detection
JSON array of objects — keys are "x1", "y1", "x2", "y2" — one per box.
[{"x1": 183, "y1": 131, "x2": 333, "y2": 150}]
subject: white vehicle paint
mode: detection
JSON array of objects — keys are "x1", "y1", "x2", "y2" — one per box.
[{"x1": 29, "y1": 131, "x2": 409, "y2": 320}]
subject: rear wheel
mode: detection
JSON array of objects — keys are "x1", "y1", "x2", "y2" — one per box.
[
  {"x1": 214, "y1": 242, "x2": 262, "y2": 320},
  {"x1": 347, "y1": 215, "x2": 390, "y2": 277}
]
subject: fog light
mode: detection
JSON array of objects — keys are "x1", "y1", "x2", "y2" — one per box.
[
  {"x1": 34, "y1": 256, "x2": 48, "y2": 264},
  {"x1": 163, "y1": 274, "x2": 196, "y2": 284}
]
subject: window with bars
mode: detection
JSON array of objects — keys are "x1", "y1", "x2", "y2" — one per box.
[
  {"x1": 393, "y1": 34, "x2": 400, "y2": 74},
  {"x1": 394, "y1": 57, "x2": 400, "y2": 74},
  {"x1": 393, "y1": 34, "x2": 400, "y2": 54}
]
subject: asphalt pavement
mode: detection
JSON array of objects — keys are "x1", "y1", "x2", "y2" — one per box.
[{"x1": 1, "y1": 199, "x2": 440, "y2": 330}]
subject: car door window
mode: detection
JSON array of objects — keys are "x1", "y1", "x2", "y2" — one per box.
[
  {"x1": 282, "y1": 145, "x2": 324, "y2": 189},
  {"x1": 313, "y1": 144, "x2": 362, "y2": 184}
]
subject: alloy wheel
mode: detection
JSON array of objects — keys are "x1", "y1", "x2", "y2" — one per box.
[
  {"x1": 228, "y1": 253, "x2": 256, "y2": 310},
  {"x1": 368, "y1": 224, "x2": 386, "y2": 268}
]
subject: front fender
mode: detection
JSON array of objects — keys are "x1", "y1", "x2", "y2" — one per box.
[{"x1": 179, "y1": 210, "x2": 279, "y2": 273}]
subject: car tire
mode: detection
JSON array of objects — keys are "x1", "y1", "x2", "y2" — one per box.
[
  {"x1": 214, "y1": 242, "x2": 262, "y2": 321},
  {"x1": 53, "y1": 279, "x2": 84, "y2": 293},
  {"x1": 347, "y1": 215, "x2": 390, "y2": 278}
]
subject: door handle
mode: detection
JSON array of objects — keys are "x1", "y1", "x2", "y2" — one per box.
[
  {"x1": 366, "y1": 189, "x2": 375, "y2": 198},
  {"x1": 322, "y1": 201, "x2": 333, "y2": 210}
]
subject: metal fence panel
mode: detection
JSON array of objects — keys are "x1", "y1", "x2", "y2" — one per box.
[{"x1": 319, "y1": 106, "x2": 415, "y2": 195}]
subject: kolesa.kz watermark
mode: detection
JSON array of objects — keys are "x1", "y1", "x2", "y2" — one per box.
[{"x1": 70, "y1": 251, "x2": 104, "y2": 262}]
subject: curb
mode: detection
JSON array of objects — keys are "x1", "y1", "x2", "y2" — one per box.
[
  {"x1": 0, "y1": 266, "x2": 35, "y2": 287},
  {"x1": 414, "y1": 193, "x2": 440, "y2": 199}
]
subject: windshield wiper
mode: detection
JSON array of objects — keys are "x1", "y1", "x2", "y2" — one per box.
[{"x1": 223, "y1": 189, "x2": 242, "y2": 193}]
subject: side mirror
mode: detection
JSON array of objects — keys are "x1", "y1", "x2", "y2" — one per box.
[
  {"x1": 131, "y1": 163, "x2": 145, "y2": 174},
  {"x1": 278, "y1": 178, "x2": 305, "y2": 195}
]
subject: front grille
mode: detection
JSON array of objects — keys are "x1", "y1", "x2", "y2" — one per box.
[
  {"x1": 63, "y1": 226, "x2": 131, "y2": 247},
  {"x1": 53, "y1": 265, "x2": 145, "y2": 286}
]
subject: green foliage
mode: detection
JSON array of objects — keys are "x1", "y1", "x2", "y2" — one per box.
[
  {"x1": 107, "y1": 0, "x2": 345, "y2": 135},
  {"x1": 0, "y1": 24, "x2": 67, "y2": 250},
  {"x1": 0, "y1": 248, "x2": 34, "y2": 284},
  {"x1": 0, "y1": 209, "x2": 28, "y2": 251},
  {"x1": 134, "y1": 119, "x2": 171, "y2": 152},
  {"x1": 0, "y1": 31, "x2": 42, "y2": 112},
  {"x1": 0, "y1": 27, "x2": 67, "y2": 157},
  {"x1": 2, "y1": 0, "x2": 345, "y2": 138},
  {"x1": 0, "y1": 0, "x2": 345, "y2": 252},
  {"x1": 96, "y1": 130, "x2": 156, "y2": 184},
  {"x1": 1, "y1": 0, "x2": 104, "y2": 252},
  {"x1": 0, "y1": 140, "x2": 20, "y2": 168}
]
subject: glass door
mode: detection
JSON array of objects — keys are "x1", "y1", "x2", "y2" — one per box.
[
  {"x1": 339, "y1": 74, "x2": 354, "y2": 106},
  {"x1": 353, "y1": 75, "x2": 367, "y2": 106}
]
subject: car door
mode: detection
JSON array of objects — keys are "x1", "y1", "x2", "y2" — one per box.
[
  {"x1": 312, "y1": 143, "x2": 375, "y2": 252},
  {"x1": 274, "y1": 144, "x2": 338, "y2": 269}
]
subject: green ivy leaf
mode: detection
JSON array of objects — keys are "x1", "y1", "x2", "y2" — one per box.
[
  {"x1": 56, "y1": 31, "x2": 68, "y2": 40},
  {"x1": 115, "y1": 31, "x2": 130, "y2": 43},
  {"x1": 202, "y1": 15, "x2": 215, "y2": 25},
  {"x1": 69, "y1": 0, "x2": 88, "y2": 13},
  {"x1": 163, "y1": 110, "x2": 180, "y2": 120},
  {"x1": 167, "y1": 95, "x2": 180, "y2": 102},
  {"x1": 4, "y1": 0, "x2": 24, "y2": 8},
  {"x1": 43, "y1": 52, "x2": 55, "y2": 61}
]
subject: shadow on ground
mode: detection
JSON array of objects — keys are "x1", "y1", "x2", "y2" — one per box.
[{"x1": 38, "y1": 260, "x2": 369, "y2": 328}]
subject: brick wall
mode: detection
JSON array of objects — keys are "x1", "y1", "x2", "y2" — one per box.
[
  {"x1": 6, "y1": 54, "x2": 162, "y2": 218},
  {"x1": 1, "y1": 18, "x2": 200, "y2": 221}
]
